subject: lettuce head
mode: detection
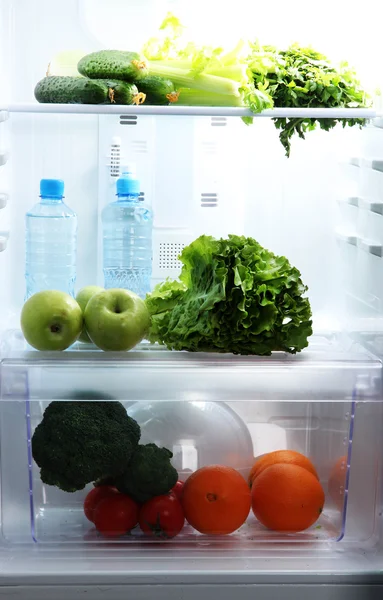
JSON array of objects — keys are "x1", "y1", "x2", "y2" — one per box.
[{"x1": 146, "y1": 235, "x2": 312, "y2": 355}]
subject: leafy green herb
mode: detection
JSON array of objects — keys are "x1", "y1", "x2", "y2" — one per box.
[
  {"x1": 146, "y1": 235, "x2": 312, "y2": 355},
  {"x1": 248, "y1": 43, "x2": 371, "y2": 156},
  {"x1": 143, "y1": 15, "x2": 370, "y2": 155}
]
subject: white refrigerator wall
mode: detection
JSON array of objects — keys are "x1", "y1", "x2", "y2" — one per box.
[
  {"x1": 1, "y1": 0, "x2": 383, "y2": 337},
  {"x1": 3, "y1": 109, "x2": 383, "y2": 334},
  {"x1": 1, "y1": 1, "x2": 383, "y2": 593}
]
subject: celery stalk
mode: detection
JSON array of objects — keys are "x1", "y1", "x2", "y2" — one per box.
[
  {"x1": 148, "y1": 59, "x2": 193, "y2": 70},
  {"x1": 219, "y1": 40, "x2": 249, "y2": 66},
  {"x1": 47, "y1": 50, "x2": 86, "y2": 77},
  {"x1": 148, "y1": 63, "x2": 241, "y2": 96},
  {"x1": 177, "y1": 88, "x2": 244, "y2": 107},
  {"x1": 149, "y1": 60, "x2": 246, "y2": 84},
  {"x1": 205, "y1": 64, "x2": 247, "y2": 82}
]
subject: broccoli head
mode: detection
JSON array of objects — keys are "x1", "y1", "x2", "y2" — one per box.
[
  {"x1": 32, "y1": 399, "x2": 141, "y2": 492},
  {"x1": 115, "y1": 443, "x2": 178, "y2": 503}
]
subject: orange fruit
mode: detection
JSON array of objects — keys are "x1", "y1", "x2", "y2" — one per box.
[
  {"x1": 248, "y1": 450, "x2": 318, "y2": 486},
  {"x1": 328, "y1": 455, "x2": 347, "y2": 511},
  {"x1": 182, "y1": 465, "x2": 251, "y2": 535},
  {"x1": 251, "y1": 463, "x2": 325, "y2": 532}
]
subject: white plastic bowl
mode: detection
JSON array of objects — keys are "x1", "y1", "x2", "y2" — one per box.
[{"x1": 128, "y1": 401, "x2": 254, "y2": 481}]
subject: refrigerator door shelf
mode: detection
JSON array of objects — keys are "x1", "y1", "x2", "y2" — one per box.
[
  {"x1": 0, "y1": 234, "x2": 9, "y2": 252},
  {"x1": 336, "y1": 230, "x2": 383, "y2": 257},
  {"x1": 340, "y1": 196, "x2": 383, "y2": 215},
  {"x1": 0, "y1": 194, "x2": 8, "y2": 209},
  {"x1": 358, "y1": 197, "x2": 383, "y2": 215},
  {"x1": 0, "y1": 152, "x2": 9, "y2": 167},
  {"x1": 349, "y1": 157, "x2": 383, "y2": 173}
]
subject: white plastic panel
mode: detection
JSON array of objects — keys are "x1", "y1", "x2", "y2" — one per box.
[{"x1": 98, "y1": 114, "x2": 249, "y2": 286}]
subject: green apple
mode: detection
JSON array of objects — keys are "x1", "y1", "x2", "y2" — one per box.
[
  {"x1": 84, "y1": 288, "x2": 150, "y2": 351},
  {"x1": 21, "y1": 291, "x2": 83, "y2": 351},
  {"x1": 75, "y1": 286, "x2": 104, "y2": 343}
]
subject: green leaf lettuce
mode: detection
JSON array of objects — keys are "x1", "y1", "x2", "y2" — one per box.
[{"x1": 146, "y1": 235, "x2": 313, "y2": 355}]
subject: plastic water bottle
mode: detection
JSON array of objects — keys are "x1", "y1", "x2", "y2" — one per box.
[
  {"x1": 25, "y1": 179, "x2": 77, "y2": 299},
  {"x1": 102, "y1": 167, "x2": 153, "y2": 297}
]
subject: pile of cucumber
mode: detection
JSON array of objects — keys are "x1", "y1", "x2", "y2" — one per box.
[{"x1": 34, "y1": 50, "x2": 177, "y2": 106}]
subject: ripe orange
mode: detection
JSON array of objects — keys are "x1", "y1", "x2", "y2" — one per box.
[
  {"x1": 182, "y1": 465, "x2": 251, "y2": 535},
  {"x1": 251, "y1": 463, "x2": 325, "y2": 532},
  {"x1": 248, "y1": 450, "x2": 318, "y2": 487},
  {"x1": 328, "y1": 455, "x2": 347, "y2": 511}
]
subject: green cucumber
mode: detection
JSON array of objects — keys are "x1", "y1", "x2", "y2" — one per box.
[
  {"x1": 34, "y1": 77, "x2": 144, "y2": 105},
  {"x1": 78, "y1": 50, "x2": 148, "y2": 82},
  {"x1": 137, "y1": 76, "x2": 178, "y2": 105},
  {"x1": 105, "y1": 81, "x2": 145, "y2": 105}
]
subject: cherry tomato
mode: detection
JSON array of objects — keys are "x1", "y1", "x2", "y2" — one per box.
[
  {"x1": 94, "y1": 495, "x2": 139, "y2": 538},
  {"x1": 171, "y1": 480, "x2": 185, "y2": 502},
  {"x1": 139, "y1": 494, "x2": 185, "y2": 539},
  {"x1": 83, "y1": 485, "x2": 118, "y2": 523}
]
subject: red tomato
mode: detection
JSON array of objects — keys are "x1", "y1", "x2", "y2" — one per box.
[
  {"x1": 171, "y1": 480, "x2": 185, "y2": 502},
  {"x1": 83, "y1": 486, "x2": 118, "y2": 523},
  {"x1": 94, "y1": 495, "x2": 139, "y2": 538},
  {"x1": 139, "y1": 494, "x2": 185, "y2": 539}
]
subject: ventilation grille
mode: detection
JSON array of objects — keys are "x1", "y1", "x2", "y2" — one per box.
[
  {"x1": 201, "y1": 141, "x2": 217, "y2": 155},
  {"x1": 131, "y1": 140, "x2": 148, "y2": 154},
  {"x1": 120, "y1": 115, "x2": 138, "y2": 126},
  {"x1": 201, "y1": 193, "x2": 218, "y2": 208},
  {"x1": 159, "y1": 242, "x2": 185, "y2": 270},
  {"x1": 211, "y1": 117, "x2": 227, "y2": 127}
]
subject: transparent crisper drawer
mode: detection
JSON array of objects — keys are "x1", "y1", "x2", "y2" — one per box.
[{"x1": 0, "y1": 340, "x2": 381, "y2": 547}]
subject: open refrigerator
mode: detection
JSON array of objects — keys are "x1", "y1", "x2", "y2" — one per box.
[{"x1": 1, "y1": 0, "x2": 383, "y2": 598}]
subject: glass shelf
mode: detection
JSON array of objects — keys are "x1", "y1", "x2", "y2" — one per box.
[
  {"x1": 1, "y1": 334, "x2": 380, "y2": 403},
  {"x1": 0, "y1": 104, "x2": 379, "y2": 119}
]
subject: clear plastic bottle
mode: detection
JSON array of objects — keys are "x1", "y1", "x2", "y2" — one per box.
[
  {"x1": 102, "y1": 167, "x2": 153, "y2": 297},
  {"x1": 25, "y1": 179, "x2": 77, "y2": 299}
]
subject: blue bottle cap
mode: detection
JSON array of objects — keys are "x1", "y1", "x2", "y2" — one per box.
[
  {"x1": 40, "y1": 179, "x2": 64, "y2": 198},
  {"x1": 116, "y1": 173, "x2": 140, "y2": 196}
]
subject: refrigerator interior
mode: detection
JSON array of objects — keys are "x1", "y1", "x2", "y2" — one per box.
[{"x1": 0, "y1": 0, "x2": 383, "y2": 584}]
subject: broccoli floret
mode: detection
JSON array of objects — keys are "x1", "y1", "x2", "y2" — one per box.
[
  {"x1": 115, "y1": 443, "x2": 178, "y2": 503},
  {"x1": 32, "y1": 399, "x2": 141, "y2": 493}
]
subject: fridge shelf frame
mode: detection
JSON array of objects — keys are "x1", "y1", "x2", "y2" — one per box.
[
  {"x1": 0, "y1": 105, "x2": 379, "y2": 119},
  {"x1": 1, "y1": 337, "x2": 381, "y2": 404}
]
